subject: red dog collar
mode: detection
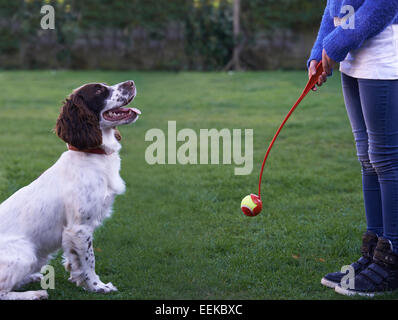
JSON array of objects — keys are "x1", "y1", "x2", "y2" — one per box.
[{"x1": 67, "y1": 144, "x2": 108, "y2": 155}]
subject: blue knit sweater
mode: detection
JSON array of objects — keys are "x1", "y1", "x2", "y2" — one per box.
[{"x1": 308, "y1": 0, "x2": 398, "y2": 67}]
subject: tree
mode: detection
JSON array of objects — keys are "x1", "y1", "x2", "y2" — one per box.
[{"x1": 224, "y1": 0, "x2": 242, "y2": 71}]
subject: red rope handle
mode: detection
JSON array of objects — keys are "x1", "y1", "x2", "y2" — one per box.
[{"x1": 258, "y1": 62, "x2": 324, "y2": 199}]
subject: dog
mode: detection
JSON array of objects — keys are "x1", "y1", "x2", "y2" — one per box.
[{"x1": 0, "y1": 80, "x2": 141, "y2": 300}]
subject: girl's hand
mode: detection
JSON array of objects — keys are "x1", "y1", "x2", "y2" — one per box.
[
  {"x1": 308, "y1": 60, "x2": 327, "y2": 91},
  {"x1": 322, "y1": 49, "x2": 336, "y2": 77},
  {"x1": 308, "y1": 50, "x2": 335, "y2": 91}
]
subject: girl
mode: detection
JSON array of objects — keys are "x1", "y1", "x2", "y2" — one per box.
[{"x1": 308, "y1": 0, "x2": 398, "y2": 296}]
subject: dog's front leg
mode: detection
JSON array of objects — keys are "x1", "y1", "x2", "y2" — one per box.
[{"x1": 62, "y1": 225, "x2": 117, "y2": 294}]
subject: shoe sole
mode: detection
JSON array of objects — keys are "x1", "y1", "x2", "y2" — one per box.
[
  {"x1": 334, "y1": 285, "x2": 375, "y2": 298},
  {"x1": 320, "y1": 277, "x2": 339, "y2": 289}
]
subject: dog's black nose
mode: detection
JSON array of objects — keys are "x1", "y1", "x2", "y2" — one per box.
[
  {"x1": 125, "y1": 80, "x2": 134, "y2": 88},
  {"x1": 119, "y1": 80, "x2": 135, "y2": 94}
]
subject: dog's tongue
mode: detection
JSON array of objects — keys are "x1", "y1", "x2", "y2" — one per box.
[{"x1": 129, "y1": 107, "x2": 141, "y2": 115}]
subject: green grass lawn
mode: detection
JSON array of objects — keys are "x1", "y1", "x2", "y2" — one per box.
[{"x1": 0, "y1": 69, "x2": 396, "y2": 300}]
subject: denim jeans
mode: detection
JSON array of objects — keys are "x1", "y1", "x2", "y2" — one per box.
[{"x1": 341, "y1": 72, "x2": 398, "y2": 252}]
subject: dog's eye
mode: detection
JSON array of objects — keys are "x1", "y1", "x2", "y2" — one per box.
[{"x1": 96, "y1": 89, "x2": 102, "y2": 95}]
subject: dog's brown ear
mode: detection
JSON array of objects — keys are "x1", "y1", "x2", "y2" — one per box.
[{"x1": 55, "y1": 93, "x2": 102, "y2": 150}]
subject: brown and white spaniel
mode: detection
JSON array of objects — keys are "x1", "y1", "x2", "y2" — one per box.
[{"x1": 0, "y1": 81, "x2": 141, "y2": 300}]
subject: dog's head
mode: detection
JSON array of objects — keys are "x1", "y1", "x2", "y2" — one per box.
[{"x1": 55, "y1": 81, "x2": 141, "y2": 150}]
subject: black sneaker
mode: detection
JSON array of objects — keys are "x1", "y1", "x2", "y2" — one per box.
[
  {"x1": 335, "y1": 237, "x2": 398, "y2": 297},
  {"x1": 321, "y1": 231, "x2": 378, "y2": 289}
]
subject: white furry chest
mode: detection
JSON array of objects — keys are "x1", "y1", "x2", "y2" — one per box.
[
  {"x1": 103, "y1": 163, "x2": 126, "y2": 196},
  {"x1": 62, "y1": 151, "x2": 126, "y2": 198},
  {"x1": 92, "y1": 153, "x2": 126, "y2": 196},
  {"x1": 57, "y1": 151, "x2": 126, "y2": 225},
  {"x1": 94, "y1": 154, "x2": 125, "y2": 223}
]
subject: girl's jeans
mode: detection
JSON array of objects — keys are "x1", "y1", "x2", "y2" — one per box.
[{"x1": 342, "y1": 72, "x2": 398, "y2": 252}]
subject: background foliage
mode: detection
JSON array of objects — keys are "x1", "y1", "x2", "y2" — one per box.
[{"x1": 0, "y1": 0, "x2": 325, "y2": 70}]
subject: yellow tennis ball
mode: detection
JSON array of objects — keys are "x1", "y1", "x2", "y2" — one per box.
[{"x1": 241, "y1": 194, "x2": 262, "y2": 217}]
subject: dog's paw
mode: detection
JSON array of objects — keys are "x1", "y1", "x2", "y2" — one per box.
[
  {"x1": 86, "y1": 281, "x2": 118, "y2": 294},
  {"x1": 29, "y1": 273, "x2": 44, "y2": 283},
  {"x1": 24, "y1": 290, "x2": 48, "y2": 300},
  {"x1": 32, "y1": 290, "x2": 49, "y2": 300},
  {"x1": 15, "y1": 272, "x2": 44, "y2": 289},
  {"x1": 0, "y1": 290, "x2": 49, "y2": 300}
]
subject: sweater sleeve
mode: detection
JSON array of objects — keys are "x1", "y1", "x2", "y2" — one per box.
[
  {"x1": 307, "y1": 0, "x2": 334, "y2": 68},
  {"x1": 323, "y1": 0, "x2": 398, "y2": 62}
]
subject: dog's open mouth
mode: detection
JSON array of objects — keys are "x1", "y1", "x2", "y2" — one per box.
[{"x1": 103, "y1": 107, "x2": 141, "y2": 122}]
